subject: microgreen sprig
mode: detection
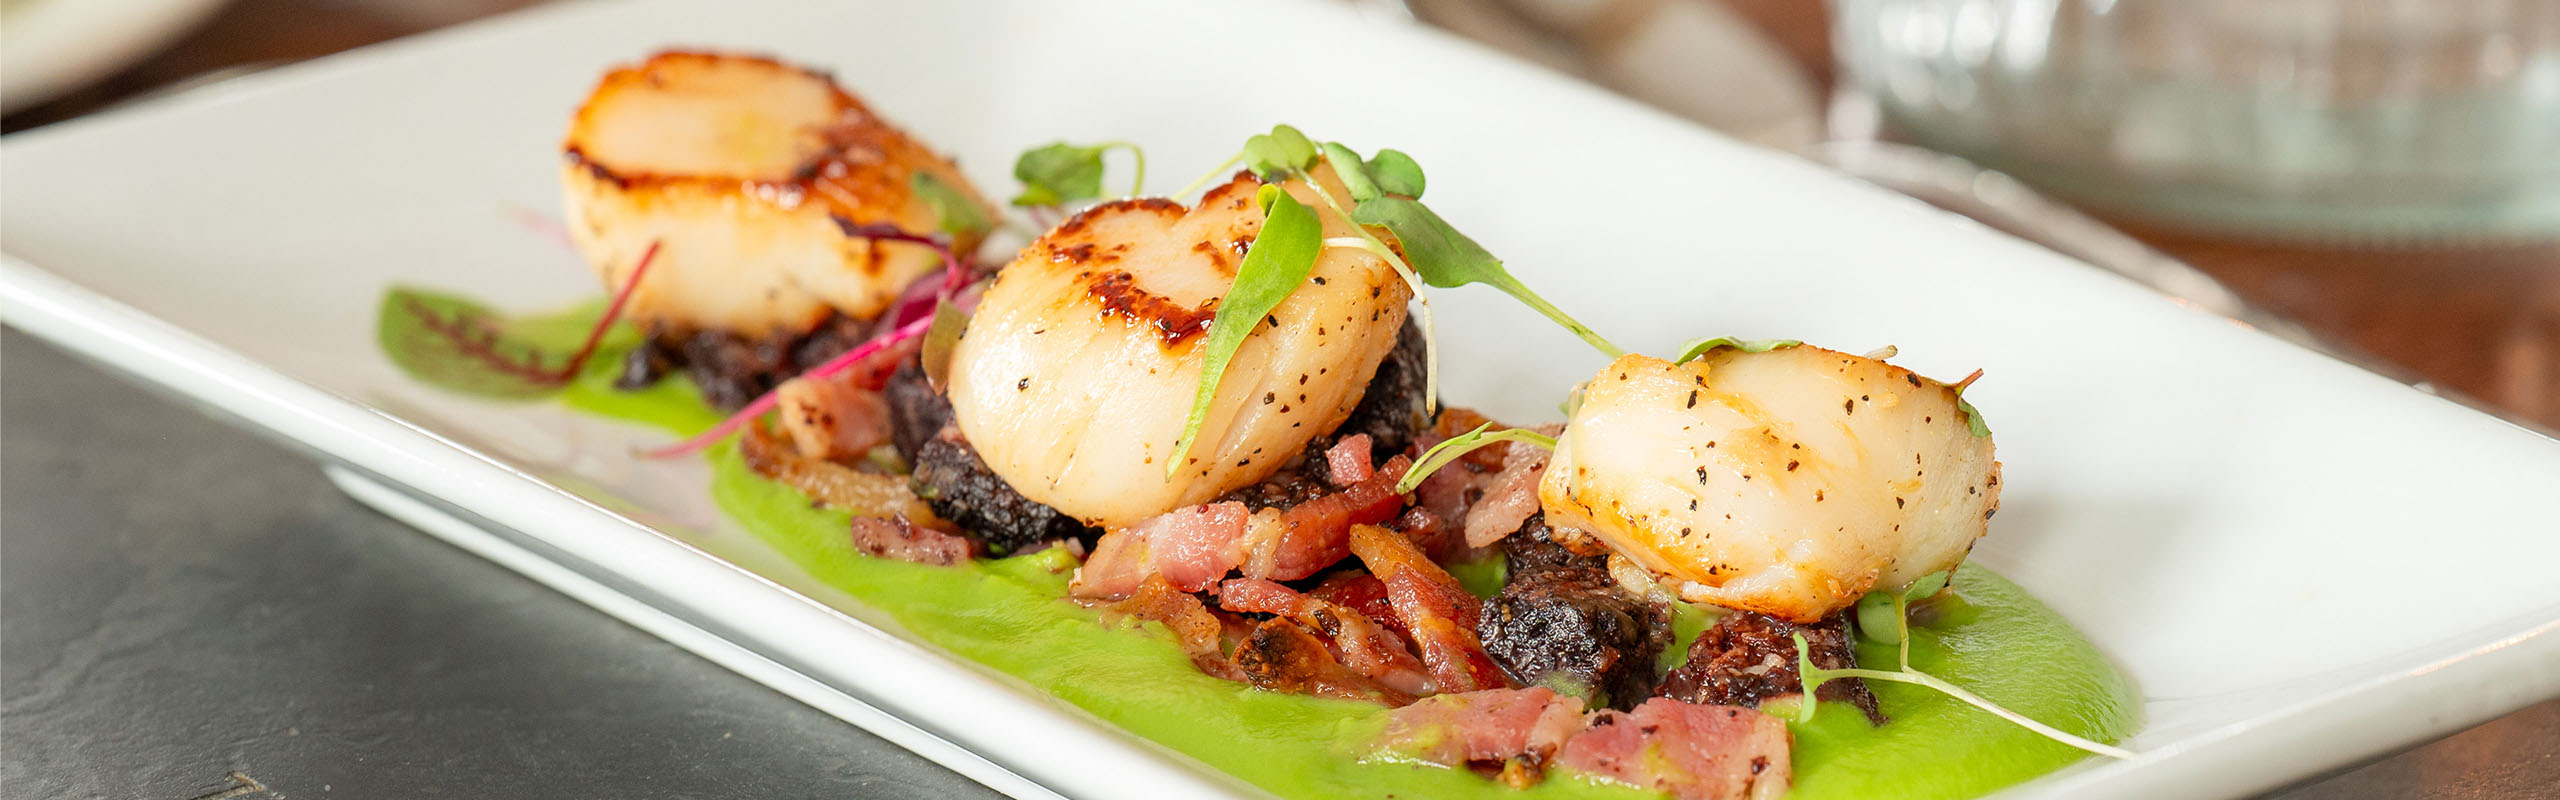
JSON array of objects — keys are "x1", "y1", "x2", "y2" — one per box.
[
  {"x1": 1164, "y1": 184, "x2": 1325, "y2": 479},
  {"x1": 1792, "y1": 585, "x2": 2134, "y2": 760},
  {"x1": 911, "y1": 172, "x2": 991, "y2": 237},
  {"x1": 1951, "y1": 368, "x2": 1991, "y2": 438},
  {"x1": 1393, "y1": 422, "x2": 1556, "y2": 494},
  {"x1": 1011, "y1": 141, "x2": 1147, "y2": 207},
  {"x1": 1671, "y1": 336, "x2": 1802, "y2": 364}
]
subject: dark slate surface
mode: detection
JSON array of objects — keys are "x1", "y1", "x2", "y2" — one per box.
[
  {"x1": 0, "y1": 332, "x2": 1000, "y2": 800},
  {"x1": 1, "y1": 331, "x2": 2552, "y2": 800}
]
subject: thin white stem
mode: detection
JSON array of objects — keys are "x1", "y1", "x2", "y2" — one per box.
[
  {"x1": 1173, "y1": 153, "x2": 1244, "y2": 200},
  {"x1": 1302, "y1": 178, "x2": 1440, "y2": 414},
  {"x1": 1817, "y1": 667, "x2": 2137, "y2": 761}
]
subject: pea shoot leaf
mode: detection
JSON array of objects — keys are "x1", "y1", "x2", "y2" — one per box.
[
  {"x1": 1365, "y1": 149, "x2": 1424, "y2": 197},
  {"x1": 1670, "y1": 336, "x2": 1803, "y2": 364},
  {"x1": 1010, "y1": 142, "x2": 1108, "y2": 207},
  {"x1": 911, "y1": 172, "x2": 991, "y2": 237},
  {"x1": 1351, "y1": 196, "x2": 1619, "y2": 356},
  {"x1": 1319, "y1": 141, "x2": 1382, "y2": 202},
  {"x1": 1243, "y1": 125, "x2": 1318, "y2": 180},
  {"x1": 1167, "y1": 185, "x2": 1325, "y2": 478},
  {"x1": 1957, "y1": 396, "x2": 1991, "y2": 438}
]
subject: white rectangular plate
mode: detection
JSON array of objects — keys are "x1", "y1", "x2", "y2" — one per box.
[{"x1": 5, "y1": 1, "x2": 2556, "y2": 798}]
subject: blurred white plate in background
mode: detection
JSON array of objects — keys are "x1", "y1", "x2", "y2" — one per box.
[{"x1": 1, "y1": 0, "x2": 227, "y2": 113}]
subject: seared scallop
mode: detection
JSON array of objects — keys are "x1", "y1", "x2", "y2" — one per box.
[
  {"x1": 947, "y1": 170, "x2": 1413, "y2": 528},
  {"x1": 561, "y1": 51, "x2": 993, "y2": 337},
  {"x1": 1539, "y1": 346, "x2": 1999, "y2": 622}
]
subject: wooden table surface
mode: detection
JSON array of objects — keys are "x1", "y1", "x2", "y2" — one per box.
[{"x1": 3, "y1": 1, "x2": 2553, "y2": 799}]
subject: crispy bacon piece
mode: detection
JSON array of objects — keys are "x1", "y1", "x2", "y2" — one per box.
[
  {"x1": 1558, "y1": 699, "x2": 1793, "y2": 800},
  {"x1": 1073, "y1": 452, "x2": 1410, "y2": 600},
  {"x1": 1311, "y1": 573, "x2": 1410, "y2": 643},
  {"x1": 1135, "y1": 501, "x2": 1249, "y2": 593},
  {"x1": 1219, "y1": 578, "x2": 1433, "y2": 696},
  {"x1": 1231, "y1": 618, "x2": 1412, "y2": 705},
  {"x1": 847, "y1": 516, "x2": 977, "y2": 566},
  {"x1": 1349, "y1": 525, "x2": 1512, "y2": 693},
  {"x1": 1103, "y1": 576, "x2": 1239, "y2": 680},
  {"x1": 1374, "y1": 687, "x2": 1587, "y2": 776},
  {"x1": 1239, "y1": 454, "x2": 1411, "y2": 581},
  {"x1": 1463, "y1": 424, "x2": 1560, "y2": 548},
  {"x1": 774, "y1": 371, "x2": 895, "y2": 463},
  {"x1": 1325, "y1": 434, "x2": 1376, "y2": 486},
  {"x1": 1071, "y1": 529, "x2": 1152, "y2": 599},
  {"x1": 739, "y1": 423, "x2": 944, "y2": 522}
]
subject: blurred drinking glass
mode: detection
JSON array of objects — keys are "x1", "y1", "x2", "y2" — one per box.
[{"x1": 1831, "y1": 0, "x2": 2560, "y2": 241}]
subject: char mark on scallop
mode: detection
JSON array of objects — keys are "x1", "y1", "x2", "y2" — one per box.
[{"x1": 1657, "y1": 610, "x2": 1885, "y2": 725}]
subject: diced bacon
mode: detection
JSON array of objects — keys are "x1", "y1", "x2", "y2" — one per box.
[
  {"x1": 1311, "y1": 573, "x2": 1410, "y2": 643},
  {"x1": 1246, "y1": 455, "x2": 1411, "y2": 581},
  {"x1": 1081, "y1": 452, "x2": 1411, "y2": 600},
  {"x1": 1219, "y1": 577, "x2": 1433, "y2": 697},
  {"x1": 1104, "y1": 576, "x2": 1239, "y2": 680},
  {"x1": 775, "y1": 372, "x2": 895, "y2": 462},
  {"x1": 1412, "y1": 457, "x2": 1480, "y2": 522},
  {"x1": 1375, "y1": 687, "x2": 1587, "y2": 770},
  {"x1": 1463, "y1": 425, "x2": 1559, "y2": 548},
  {"x1": 1215, "y1": 577, "x2": 1304, "y2": 615},
  {"x1": 1559, "y1": 699, "x2": 1793, "y2": 800},
  {"x1": 1349, "y1": 525, "x2": 1512, "y2": 693},
  {"x1": 1132, "y1": 501, "x2": 1248, "y2": 592},
  {"x1": 1231, "y1": 617, "x2": 1413, "y2": 705},
  {"x1": 1391, "y1": 504, "x2": 1466, "y2": 562},
  {"x1": 1070, "y1": 529, "x2": 1153, "y2": 599},
  {"x1": 1325, "y1": 434, "x2": 1375, "y2": 487},
  {"x1": 848, "y1": 515, "x2": 977, "y2": 566}
]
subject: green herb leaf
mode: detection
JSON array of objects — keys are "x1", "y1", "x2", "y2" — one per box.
[
  {"x1": 1394, "y1": 422, "x2": 1558, "y2": 494},
  {"x1": 1010, "y1": 142, "x2": 1107, "y2": 207},
  {"x1": 919, "y1": 300, "x2": 969, "y2": 392},
  {"x1": 1365, "y1": 149, "x2": 1424, "y2": 198},
  {"x1": 1957, "y1": 396, "x2": 1991, "y2": 438},
  {"x1": 1670, "y1": 336, "x2": 1802, "y2": 364},
  {"x1": 1319, "y1": 141, "x2": 1382, "y2": 203},
  {"x1": 1351, "y1": 195, "x2": 1620, "y2": 357},
  {"x1": 1166, "y1": 184, "x2": 1325, "y2": 478},
  {"x1": 1243, "y1": 125, "x2": 1318, "y2": 181},
  {"x1": 912, "y1": 172, "x2": 990, "y2": 236},
  {"x1": 378, "y1": 288, "x2": 611, "y2": 400},
  {"x1": 1010, "y1": 140, "x2": 1146, "y2": 206}
]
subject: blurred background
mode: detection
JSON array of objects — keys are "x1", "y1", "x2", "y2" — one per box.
[
  {"x1": 2, "y1": 0, "x2": 2553, "y2": 798},
  {"x1": 7, "y1": 0, "x2": 2551, "y2": 432}
]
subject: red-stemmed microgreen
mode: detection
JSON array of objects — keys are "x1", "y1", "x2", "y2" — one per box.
[
  {"x1": 836, "y1": 219, "x2": 972, "y2": 325},
  {"x1": 1792, "y1": 586, "x2": 2133, "y2": 760},
  {"x1": 1392, "y1": 422, "x2": 1557, "y2": 494},
  {"x1": 1163, "y1": 183, "x2": 1325, "y2": 479},
  {"x1": 1011, "y1": 141, "x2": 1146, "y2": 207},
  {"x1": 377, "y1": 241, "x2": 661, "y2": 400},
  {"x1": 640, "y1": 309, "x2": 945, "y2": 459},
  {"x1": 643, "y1": 224, "x2": 975, "y2": 460},
  {"x1": 1951, "y1": 368, "x2": 1991, "y2": 437}
]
